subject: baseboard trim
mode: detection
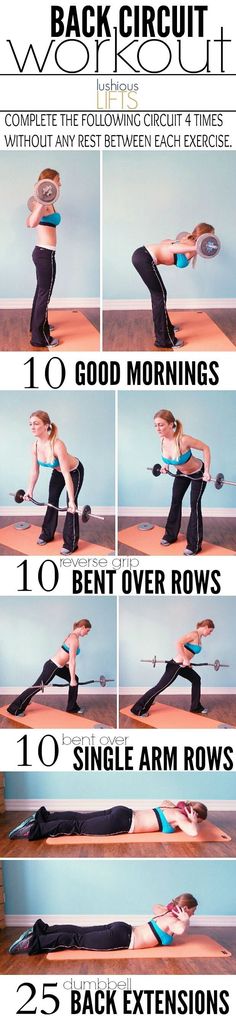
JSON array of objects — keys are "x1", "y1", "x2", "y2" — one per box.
[
  {"x1": 119, "y1": 687, "x2": 234, "y2": 696},
  {"x1": 5, "y1": 798, "x2": 236, "y2": 812},
  {"x1": 1, "y1": 506, "x2": 114, "y2": 517},
  {"x1": 103, "y1": 298, "x2": 236, "y2": 311},
  {"x1": 118, "y1": 507, "x2": 236, "y2": 519},
  {"x1": 1, "y1": 686, "x2": 114, "y2": 697},
  {"x1": 0, "y1": 298, "x2": 99, "y2": 309},
  {"x1": 5, "y1": 913, "x2": 236, "y2": 927}
]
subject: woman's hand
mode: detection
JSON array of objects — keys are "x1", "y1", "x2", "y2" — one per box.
[
  {"x1": 203, "y1": 470, "x2": 211, "y2": 482},
  {"x1": 182, "y1": 658, "x2": 192, "y2": 667},
  {"x1": 23, "y1": 490, "x2": 33, "y2": 501},
  {"x1": 185, "y1": 805, "x2": 198, "y2": 823},
  {"x1": 68, "y1": 501, "x2": 77, "y2": 513},
  {"x1": 160, "y1": 467, "x2": 168, "y2": 474},
  {"x1": 173, "y1": 905, "x2": 189, "y2": 922}
]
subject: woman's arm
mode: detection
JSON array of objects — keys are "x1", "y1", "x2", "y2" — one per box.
[
  {"x1": 183, "y1": 433, "x2": 211, "y2": 479},
  {"x1": 170, "y1": 242, "x2": 197, "y2": 254},
  {"x1": 23, "y1": 446, "x2": 40, "y2": 499},
  {"x1": 173, "y1": 807, "x2": 199, "y2": 837},
  {"x1": 175, "y1": 629, "x2": 198, "y2": 664},
  {"x1": 54, "y1": 441, "x2": 77, "y2": 510},
  {"x1": 26, "y1": 202, "x2": 45, "y2": 228}
]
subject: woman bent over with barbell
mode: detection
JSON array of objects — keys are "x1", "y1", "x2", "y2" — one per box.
[
  {"x1": 9, "y1": 893, "x2": 198, "y2": 954},
  {"x1": 7, "y1": 619, "x2": 91, "y2": 718},
  {"x1": 131, "y1": 619, "x2": 214, "y2": 717},
  {"x1": 9, "y1": 798, "x2": 207, "y2": 840},
  {"x1": 154, "y1": 408, "x2": 211, "y2": 555},
  {"x1": 27, "y1": 168, "x2": 61, "y2": 349},
  {"x1": 132, "y1": 223, "x2": 216, "y2": 349},
  {"x1": 24, "y1": 409, "x2": 84, "y2": 553}
]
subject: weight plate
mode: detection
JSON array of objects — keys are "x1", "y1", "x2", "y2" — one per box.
[
  {"x1": 138, "y1": 523, "x2": 155, "y2": 531},
  {"x1": 35, "y1": 179, "x2": 59, "y2": 204},
  {"x1": 197, "y1": 233, "x2": 221, "y2": 259},
  {"x1": 152, "y1": 463, "x2": 161, "y2": 477},
  {"x1": 14, "y1": 521, "x2": 31, "y2": 530},
  {"x1": 215, "y1": 472, "x2": 224, "y2": 490}
]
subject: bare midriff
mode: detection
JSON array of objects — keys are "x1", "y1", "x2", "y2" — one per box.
[{"x1": 36, "y1": 224, "x2": 57, "y2": 247}]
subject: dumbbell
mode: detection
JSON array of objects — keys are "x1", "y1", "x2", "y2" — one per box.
[
  {"x1": 27, "y1": 178, "x2": 59, "y2": 212},
  {"x1": 176, "y1": 231, "x2": 221, "y2": 259}
]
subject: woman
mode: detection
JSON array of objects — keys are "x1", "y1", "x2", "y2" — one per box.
[
  {"x1": 132, "y1": 223, "x2": 215, "y2": 349},
  {"x1": 131, "y1": 618, "x2": 214, "y2": 717},
  {"x1": 153, "y1": 408, "x2": 211, "y2": 554},
  {"x1": 9, "y1": 799, "x2": 207, "y2": 840},
  {"x1": 7, "y1": 618, "x2": 91, "y2": 718},
  {"x1": 9, "y1": 892, "x2": 198, "y2": 954},
  {"x1": 27, "y1": 168, "x2": 61, "y2": 348},
  {"x1": 24, "y1": 409, "x2": 84, "y2": 552}
]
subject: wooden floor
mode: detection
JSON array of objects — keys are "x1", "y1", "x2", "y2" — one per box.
[
  {"x1": 1, "y1": 925, "x2": 235, "y2": 975},
  {"x1": 0, "y1": 515, "x2": 115, "y2": 556},
  {"x1": 103, "y1": 309, "x2": 236, "y2": 350},
  {"x1": 120, "y1": 694, "x2": 236, "y2": 729},
  {"x1": 118, "y1": 516, "x2": 236, "y2": 553},
  {"x1": 0, "y1": 694, "x2": 116, "y2": 729},
  {"x1": 0, "y1": 308, "x2": 100, "y2": 351},
  {"x1": 1, "y1": 810, "x2": 235, "y2": 859}
]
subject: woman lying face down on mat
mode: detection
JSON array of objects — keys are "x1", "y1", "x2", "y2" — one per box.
[
  {"x1": 7, "y1": 618, "x2": 91, "y2": 718},
  {"x1": 154, "y1": 408, "x2": 211, "y2": 555},
  {"x1": 9, "y1": 892, "x2": 198, "y2": 954},
  {"x1": 131, "y1": 618, "x2": 214, "y2": 717},
  {"x1": 23, "y1": 409, "x2": 84, "y2": 553},
  {"x1": 132, "y1": 223, "x2": 215, "y2": 349},
  {"x1": 27, "y1": 167, "x2": 61, "y2": 349},
  {"x1": 9, "y1": 799, "x2": 207, "y2": 841}
]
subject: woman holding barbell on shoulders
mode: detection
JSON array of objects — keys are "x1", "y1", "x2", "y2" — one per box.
[
  {"x1": 131, "y1": 618, "x2": 214, "y2": 717},
  {"x1": 132, "y1": 222, "x2": 217, "y2": 349},
  {"x1": 9, "y1": 893, "x2": 198, "y2": 954},
  {"x1": 7, "y1": 618, "x2": 91, "y2": 719},
  {"x1": 154, "y1": 408, "x2": 211, "y2": 555},
  {"x1": 27, "y1": 167, "x2": 61, "y2": 349},
  {"x1": 24, "y1": 409, "x2": 84, "y2": 553},
  {"x1": 9, "y1": 797, "x2": 207, "y2": 840}
]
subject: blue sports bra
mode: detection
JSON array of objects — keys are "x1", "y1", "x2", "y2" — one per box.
[
  {"x1": 39, "y1": 212, "x2": 61, "y2": 226},
  {"x1": 174, "y1": 253, "x2": 189, "y2": 269},
  {"x1": 184, "y1": 642, "x2": 201, "y2": 655},
  {"x1": 37, "y1": 457, "x2": 60, "y2": 468},
  {"x1": 148, "y1": 919, "x2": 173, "y2": 946},
  {"x1": 62, "y1": 643, "x2": 80, "y2": 657},
  {"x1": 162, "y1": 449, "x2": 192, "y2": 467},
  {"x1": 153, "y1": 807, "x2": 175, "y2": 834}
]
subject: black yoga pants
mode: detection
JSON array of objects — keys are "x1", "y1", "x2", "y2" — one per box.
[
  {"x1": 132, "y1": 246, "x2": 175, "y2": 348},
  {"x1": 7, "y1": 661, "x2": 79, "y2": 717},
  {"x1": 163, "y1": 465, "x2": 207, "y2": 553},
  {"x1": 131, "y1": 658, "x2": 201, "y2": 715},
  {"x1": 29, "y1": 918, "x2": 133, "y2": 954},
  {"x1": 29, "y1": 805, "x2": 133, "y2": 840},
  {"x1": 30, "y1": 246, "x2": 56, "y2": 345},
  {"x1": 39, "y1": 461, "x2": 84, "y2": 552}
]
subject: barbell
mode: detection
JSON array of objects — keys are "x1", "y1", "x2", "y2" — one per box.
[
  {"x1": 147, "y1": 464, "x2": 236, "y2": 490},
  {"x1": 140, "y1": 656, "x2": 229, "y2": 671},
  {"x1": 9, "y1": 489, "x2": 104, "y2": 523},
  {"x1": 27, "y1": 177, "x2": 59, "y2": 211},
  {"x1": 176, "y1": 230, "x2": 221, "y2": 259},
  {"x1": 52, "y1": 675, "x2": 114, "y2": 689}
]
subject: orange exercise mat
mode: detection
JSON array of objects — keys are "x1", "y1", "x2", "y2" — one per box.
[
  {"x1": 38, "y1": 310, "x2": 99, "y2": 352},
  {"x1": 46, "y1": 820, "x2": 231, "y2": 846},
  {"x1": 0, "y1": 703, "x2": 106, "y2": 729},
  {"x1": 118, "y1": 524, "x2": 234, "y2": 557},
  {"x1": 0, "y1": 524, "x2": 113, "y2": 557},
  {"x1": 160, "y1": 311, "x2": 234, "y2": 352},
  {"x1": 46, "y1": 934, "x2": 231, "y2": 961},
  {"x1": 120, "y1": 702, "x2": 227, "y2": 729}
]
